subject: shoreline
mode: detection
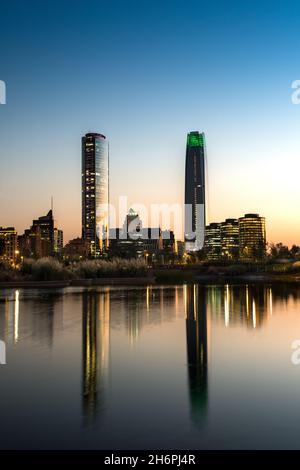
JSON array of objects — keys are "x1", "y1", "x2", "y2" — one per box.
[
  {"x1": 0, "y1": 273, "x2": 300, "y2": 288},
  {"x1": 0, "y1": 277, "x2": 155, "y2": 289}
]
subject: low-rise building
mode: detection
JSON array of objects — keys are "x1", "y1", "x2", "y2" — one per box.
[{"x1": 63, "y1": 238, "x2": 91, "y2": 260}]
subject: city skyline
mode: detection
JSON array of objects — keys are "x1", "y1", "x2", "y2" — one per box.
[
  {"x1": 1, "y1": 0, "x2": 300, "y2": 246},
  {"x1": 0, "y1": 125, "x2": 290, "y2": 250},
  {"x1": 1, "y1": 122, "x2": 299, "y2": 246}
]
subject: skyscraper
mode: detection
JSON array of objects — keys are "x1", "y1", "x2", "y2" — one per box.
[
  {"x1": 82, "y1": 133, "x2": 109, "y2": 257},
  {"x1": 184, "y1": 131, "x2": 206, "y2": 252},
  {"x1": 32, "y1": 210, "x2": 54, "y2": 248}
]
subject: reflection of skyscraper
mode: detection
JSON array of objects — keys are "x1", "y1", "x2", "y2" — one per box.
[
  {"x1": 82, "y1": 291, "x2": 110, "y2": 425},
  {"x1": 82, "y1": 133, "x2": 109, "y2": 257},
  {"x1": 185, "y1": 284, "x2": 208, "y2": 425},
  {"x1": 124, "y1": 290, "x2": 145, "y2": 344},
  {"x1": 184, "y1": 131, "x2": 206, "y2": 252}
]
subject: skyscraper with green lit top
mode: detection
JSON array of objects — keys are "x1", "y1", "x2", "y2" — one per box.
[{"x1": 184, "y1": 131, "x2": 206, "y2": 252}]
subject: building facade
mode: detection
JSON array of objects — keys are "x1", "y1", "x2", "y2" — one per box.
[
  {"x1": 53, "y1": 228, "x2": 63, "y2": 256},
  {"x1": 184, "y1": 131, "x2": 206, "y2": 252},
  {"x1": 82, "y1": 133, "x2": 109, "y2": 257},
  {"x1": 221, "y1": 218, "x2": 239, "y2": 260},
  {"x1": 239, "y1": 213, "x2": 266, "y2": 260},
  {"x1": 204, "y1": 223, "x2": 221, "y2": 260},
  {"x1": 18, "y1": 210, "x2": 63, "y2": 259},
  {"x1": 204, "y1": 215, "x2": 265, "y2": 261},
  {"x1": 0, "y1": 227, "x2": 18, "y2": 265},
  {"x1": 109, "y1": 210, "x2": 165, "y2": 261},
  {"x1": 63, "y1": 237, "x2": 91, "y2": 260},
  {"x1": 18, "y1": 225, "x2": 51, "y2": 258},
  {"x1": 32, "y1": 210, "x2": 55, "y2": 255}
]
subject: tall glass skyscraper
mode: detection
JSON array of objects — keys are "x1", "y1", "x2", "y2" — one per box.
[
  {"x1": 82, "y1": 133, "x2": 109, "y2": 257},
  {"x1": 184, "y1": 131, "x2": 206, "y2": 252}
]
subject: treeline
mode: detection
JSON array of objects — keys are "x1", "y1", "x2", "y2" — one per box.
[{"x1": 268, "y1": 243, "x2": 300, "y2": 260}]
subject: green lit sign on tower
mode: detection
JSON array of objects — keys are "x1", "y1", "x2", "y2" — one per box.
[{"x1": 187, "y1": 132, "x2": 204, "y2": 147}]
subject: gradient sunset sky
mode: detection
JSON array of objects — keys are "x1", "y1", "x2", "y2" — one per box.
[{"x1": 0, "y1": 0, "x2": 300, "y2": 245}]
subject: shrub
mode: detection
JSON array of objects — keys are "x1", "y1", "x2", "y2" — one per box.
[
  {"x1": 20, "y1": 258, "x2": 35, "y2": 275},
  {"x1": 73, "y1": 258, "x2": 148, "y2": 279},
  {"x1": 0, "y1": 265, "x2": 19, "y2": 282},
  {"x1": 31, "y1": 258, "x2": 67, "y2": 281}
]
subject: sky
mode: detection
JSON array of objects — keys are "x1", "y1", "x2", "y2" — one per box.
[{"x1": 0, "y1": 0, "x2": 300, "y2": 246}]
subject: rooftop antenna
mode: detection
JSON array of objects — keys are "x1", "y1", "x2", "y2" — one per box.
[{"x1": 51, "y1": 196, "x2": 53, "y2": 213}]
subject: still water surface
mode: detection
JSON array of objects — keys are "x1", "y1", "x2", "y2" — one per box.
[{"x1": 0, "y1": 283, "x2": 300, "y2": 449}]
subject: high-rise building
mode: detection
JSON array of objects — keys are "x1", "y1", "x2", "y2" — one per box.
[
  {"x1": 53, "y1": 228, "x2": 63, "y2": 256},
  {"x1": 19, "y1": 210, "x2": 62, "y2": 258},
  {"x1": 239, "y1": 213, "x2": 266, "y2": 260},
  {"x1": 32, "y1": 210, "x2": 54, "y2": 252},
  {"x1": 18, "y1": 225, "x2": 48, "y2": 258},
  {"x1": 204, "y1": 223, "x2": 221, "y2": 260},
  {"x1": 184, "y1": 131, "x2": 206, "y2": 252},
  {"x1": 221, "y1": 218, "x2": 239, "y2": 260},
  {"x1": 82, "y1": 133, "x2": 109, "y2": 257}
]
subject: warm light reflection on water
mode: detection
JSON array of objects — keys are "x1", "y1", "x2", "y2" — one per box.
[{"x1": 1, "y1": 283, "x2": 300, "y2": 449}]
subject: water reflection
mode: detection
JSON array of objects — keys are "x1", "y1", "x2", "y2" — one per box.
[
  {"x1": 14, "y1": 290, "x2": 19, "y2": 343},
  {"x1": 1, "y1": 283, "x2": 300, "y2": 448},
  {"x1": 206, "y1": 284, "x2": 274, "y2": 329},
  {"x1": 185, "y1": 285, "x2": 208, "y2": 426},
  {"x1": 82, "y1": 290, "x2": 110, "y2": 425},
  {"x1": 0, "y1": 289, "x2": 63, "y2": 346},
  {"x1": 125, "y1": 290, "x2": 145, "y2": 345}
]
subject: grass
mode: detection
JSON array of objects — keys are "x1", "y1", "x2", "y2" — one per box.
[
  {"x1": 18, "y1": 257, "x2": 148, "y2": 281},
  {"x1": 1, "y1": 258, "x2": 300, "y2": 284}
]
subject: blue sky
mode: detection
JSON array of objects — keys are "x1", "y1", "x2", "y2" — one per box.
[{"x1": 0, "y1": 0, "x2": 300, "y2": 244}]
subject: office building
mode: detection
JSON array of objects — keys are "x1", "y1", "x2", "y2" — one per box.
[
  {"x1": 0, "y1": 227, "x2": 18, "y2": 265},
  {"x1": 221, "y1": 218, "x2": 239, "y2": 260},
  {"x1": 239, "y1": 213, "x2": 266, "y2": 260},
  {"x1": 19, "y1": 210, "x2": 63, "y2": 258},
  {"x1": 32, "y1": 210, "x2": 54, "y2": 254},
  {"x1": 18, "y1": 225, "x2": 50, "y2": 258},
  {"x1": 82, "y1": 133, "x2": 109, "y2": 257},
  {"x1": 204, "y1": 223, "x2": 221, "y2": 260},
  {"x1": 109, "y1": 210, "x2": 163, "y2": 261},
  {"x1": 184, "y1": 131, "x2": 206, "y2": 252},
  {"x1": 53, "y1": 228, "x2": 63, "y2": 256},
  {"x1": 63, "y1": 238, "x2": 91, "y2": 260}
]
